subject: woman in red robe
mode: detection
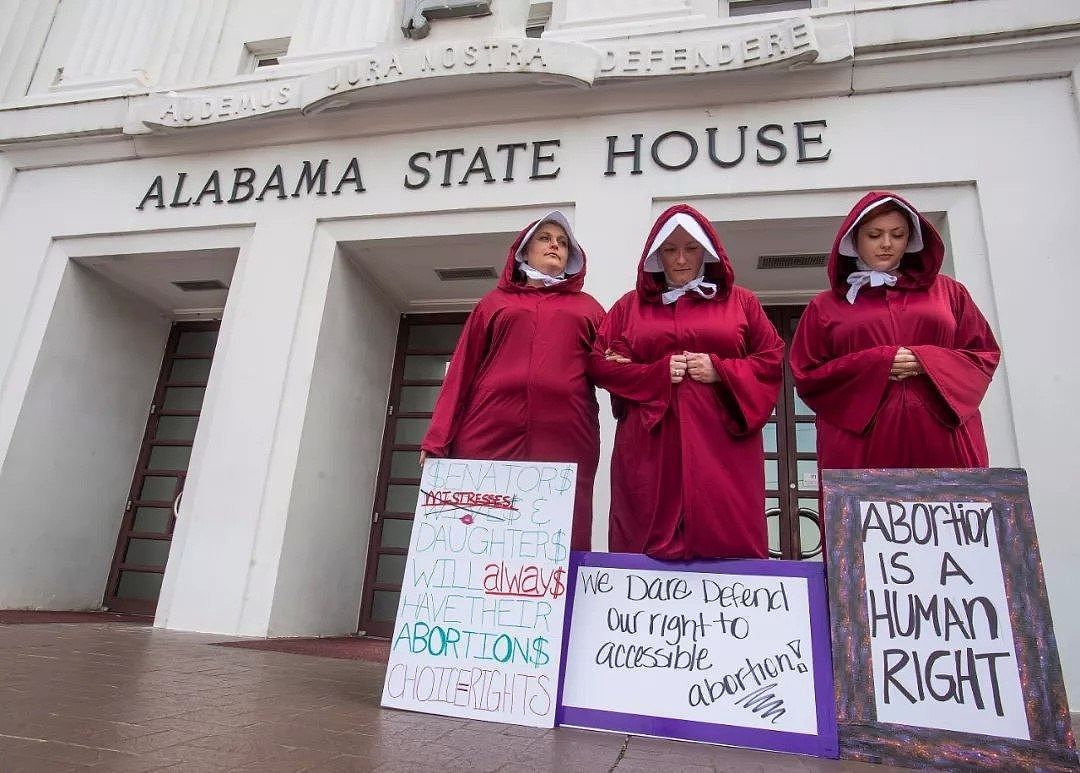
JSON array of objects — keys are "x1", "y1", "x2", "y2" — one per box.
[
  {"x1": 420, "y1": 211, "x2": 604, "y2": 550},
  {"x1": 589, "y1": 204, "x2": 783, "y2": 560},
  {"x1": 789, "y1": 191, "x2": 1000, "y2": 470}
]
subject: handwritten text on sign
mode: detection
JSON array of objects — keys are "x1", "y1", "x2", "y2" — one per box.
[
  {"x1": 381, "y1": 458, "x2": 575, "y2": 727},
  {"x1": 860, "y1": 500, "x2": 1029, "y2": 739},
  {"x1": 562, "y1": 565, "x2": 818, "y2": 734}
]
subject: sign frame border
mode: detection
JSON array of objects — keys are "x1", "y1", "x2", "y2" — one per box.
[
  {"x1": 556, "y1": 551, "x2": 839, "y2": 758},
  {"x1": 823, "y1": 467, "x2": 1078, "y2": 770}
]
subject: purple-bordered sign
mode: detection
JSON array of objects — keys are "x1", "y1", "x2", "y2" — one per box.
[{"x1": 556, "y1": 551, "x2": 839, "y2": 758}]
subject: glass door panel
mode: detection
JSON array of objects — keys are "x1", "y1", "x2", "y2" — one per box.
[
  {"x1": 379, "y1": 518, "x2": 413, "y2": 549},
  {"x1": 104, "y1": 321, "x2": 220, "y2": 615},
  {"x1": 358, "y1": 313, "x2": 467, "y2": 637},
  {"x1": 763, "y1": 305, "x2": 821, "y2": 561}
]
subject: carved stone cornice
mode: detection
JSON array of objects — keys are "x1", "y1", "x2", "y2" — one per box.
[{"x1": 124, "y1": 17, "x2": 851, "y2": 134}]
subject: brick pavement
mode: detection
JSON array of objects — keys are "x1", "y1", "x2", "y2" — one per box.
[{"x1": 0, "y1": 621, "x2": 891, "y2": 772}]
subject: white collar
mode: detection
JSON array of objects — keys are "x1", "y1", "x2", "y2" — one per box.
[
  {"x1": 845, "y1": 261, "x2": 899, "y2": 304},
  {"x1": 662, "y1": 271, "x2": 717, "y2": 304},
  {"x1": 519, "y1": 263, "x2": 566, "y2": 286}
]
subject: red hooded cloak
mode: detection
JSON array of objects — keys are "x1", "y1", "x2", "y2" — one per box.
[
  {"x1": 421, "y1": 216, "x2": 605, "y2": 550},
  {"x1": 789, "y1": 191, "x2": 1000, "y2": 469},
  {"x1": 588, "y1": 204, "x2": 783, "y2": 560}
]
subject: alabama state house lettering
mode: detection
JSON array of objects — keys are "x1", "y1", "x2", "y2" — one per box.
[{"x1": 133, "y1": 121, "x2": 831, "y2": 210}]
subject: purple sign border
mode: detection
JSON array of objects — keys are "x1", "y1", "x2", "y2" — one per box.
[{"x1": 555, "y1": 551, "x2": 839, "y2": 759}]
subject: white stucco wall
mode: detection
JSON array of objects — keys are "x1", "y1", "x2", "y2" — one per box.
[
  {"x1": 209, "y1": 0, "x2": 304, "y2": 81},
  {"x1": 25, "y1": 0, "x2": 85, "y2": 96},
  {"x1": 0, "y1": 259, "x2": 168, "y2": 608},
  {"x1": 269, "y1": 251, "x2": 399, "y2": 637}
]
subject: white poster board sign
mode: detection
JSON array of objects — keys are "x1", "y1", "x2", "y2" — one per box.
[
  {"x1": 859, "y1": 499, "x2": 1028, "y2": 738},
  {"x1": 559, "y1": 554, "x2": 838, "y2": 757},
  {"x1": 381, "y1": 457, "x2": 576, "y2": 728}
]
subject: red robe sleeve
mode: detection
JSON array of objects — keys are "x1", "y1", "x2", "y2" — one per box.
[
  {"x1": 789, "y1": 300, "x2": 898, "y2": 435},
  {"x1": 710, "y1": 293, "x2": 784, "y2": 436},
  {"x1": 420, "y1": 303, "x2": 491, "y2": 457},
  {"x1": 908, "y1": 282, "x2": 1000, "y2": 427},
  {"x1": 588, "y1": 298, "x2": 673, "y2": 431}
]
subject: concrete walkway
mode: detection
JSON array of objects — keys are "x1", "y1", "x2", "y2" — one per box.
[{"x1": 0, "y1": 621, "x2": 888, "y2": 772}]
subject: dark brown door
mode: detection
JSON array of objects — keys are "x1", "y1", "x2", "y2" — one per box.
[
  {"x1": 763, "y1": 305, "x2": 822, "y2": 561},
  {"x1": 103, "y1": 321, "x2": 220, "y2": 615},
  {"x1": 358, "y1": 313, "x2": 468, "y2": 637}
]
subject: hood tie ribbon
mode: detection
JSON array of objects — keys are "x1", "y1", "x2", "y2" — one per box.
[
  {"x1": 663, "y1": 275, "x2": 717, "y2": 305},
  {"x1": 846, "y1": 270, "x2": 897, "y2": 304},
  {"x1": 520, "y1": 264, "x2": 567, "y2": 286}
]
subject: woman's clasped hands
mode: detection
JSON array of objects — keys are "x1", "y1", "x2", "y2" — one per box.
[
  {"x1": 889, "y1": 346, "x2": 923, "y2": 381},
  {"x1": 604, "y1": 348, "x2": 717, "y2": 384},
  {"x1": 671, "y1": 352, "x2": 717, "y2": 384}
]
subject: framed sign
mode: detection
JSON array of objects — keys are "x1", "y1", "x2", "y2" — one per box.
[
  {"x1": 558, "y1": 552, "x2": 838, "y2": 758},
  {"x1": 381, "y1": 457, "x2": 576, "y2": 728},
  {"x1": 824, "y1": 468, "x2": 1077, "y2": 770}
]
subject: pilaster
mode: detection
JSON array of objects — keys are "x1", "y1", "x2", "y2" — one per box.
[
  {"x1": 278, "y1": 0, "x2": 395, "y2": 68},
  {"x1": 54, "y1": 0, "x2": 165, "y2": 91},
  {"x1": 0, "y1": 0, "x2": 60, "y2": 101},
  {"x1": 544, "y1": 0, "x2": 719, "y2": 41}
]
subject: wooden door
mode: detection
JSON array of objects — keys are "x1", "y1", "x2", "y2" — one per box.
[{"x1": 103, "y1": 321, "x2": 219, "y2": 614}]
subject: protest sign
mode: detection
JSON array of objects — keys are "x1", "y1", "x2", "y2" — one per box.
[
  {"x1": 824, "y1": 468, "x2": 1077, "y2": 770},
  {"x1": 381, "y1": 457, "x2": 576, "y2": 728},
  {"x1": 558, "y1": 552, "x2": 838, "y2": 757}
]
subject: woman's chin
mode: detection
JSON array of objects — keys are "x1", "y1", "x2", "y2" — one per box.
[{"x1": 862, "y1": 258, "x2": 901, "y2": 272}]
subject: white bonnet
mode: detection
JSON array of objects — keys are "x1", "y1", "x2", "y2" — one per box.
[{"x1": 515, "y1": 210, "x2": 584, "y2": 274}]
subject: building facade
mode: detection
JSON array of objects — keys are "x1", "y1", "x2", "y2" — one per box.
[{"x1": 0, "y1": 0, "x2": 1077, "y2": 700}]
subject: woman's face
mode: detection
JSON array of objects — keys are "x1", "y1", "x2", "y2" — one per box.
[
  {"x1": 856, "y1": 210, "x2": 910, "y2": 271},
  {"x1": 523, "y1": 222, "x2": 569, "y2": 276},
  {"x1": 659, "y1": 226, "x2": 706, "y2": 287}
]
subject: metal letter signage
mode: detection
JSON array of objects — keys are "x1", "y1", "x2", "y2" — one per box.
[{"x1": 402, "y1": 0, "x2": 493, "y2": 40}]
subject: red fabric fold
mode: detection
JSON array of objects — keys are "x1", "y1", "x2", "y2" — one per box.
[
  {"x1": 710, "y1": 298, "x2": 784, "y2": 437},
  {"x1": 589, "y1": 306, "x2": 673, "y2": 432},
  {"x1": 788, "y1": 301, "x2": 898, "y2": 435}
]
